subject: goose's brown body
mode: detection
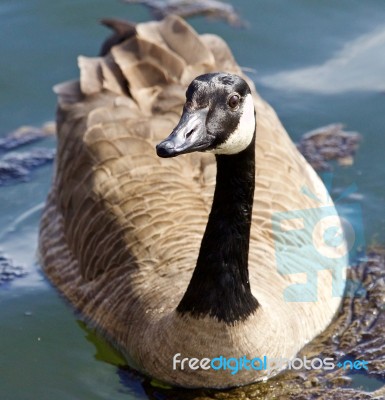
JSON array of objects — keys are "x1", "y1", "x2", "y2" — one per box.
[{"x1": 39, "y1": 16, "x2": 346, "y2": 388}]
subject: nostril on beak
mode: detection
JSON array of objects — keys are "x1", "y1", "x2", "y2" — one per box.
[{"x1": 186, "y1": 129, "x2": 194, "y2": 139}]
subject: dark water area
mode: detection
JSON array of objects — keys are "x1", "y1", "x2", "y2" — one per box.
[{"x1": 1, "y1": 1, "x2": 385, "y2": 398}]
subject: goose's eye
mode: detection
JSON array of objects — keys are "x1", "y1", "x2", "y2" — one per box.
[{"x1": 228, "y1": 94, "x2": 240, "y2": 109}]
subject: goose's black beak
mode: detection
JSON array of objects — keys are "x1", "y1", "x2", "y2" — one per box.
[{"x1": 156, "y1": 108, "x2": 213, "y2": 158}]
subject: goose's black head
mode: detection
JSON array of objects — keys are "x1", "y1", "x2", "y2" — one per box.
[{"x1": 156, "y1": 73, "x2": 256, "y2": 158}]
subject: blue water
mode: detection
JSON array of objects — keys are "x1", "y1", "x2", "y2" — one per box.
[{"x1": 1, "y1": 1, "x2": 385, "y2": 398}]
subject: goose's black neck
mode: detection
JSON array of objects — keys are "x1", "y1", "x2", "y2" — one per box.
[{"x1": 177, "y1": 133, "x2": 259, "y2": 324}]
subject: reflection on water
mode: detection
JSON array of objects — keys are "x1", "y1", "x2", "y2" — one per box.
[
  {"x1": 261, "y1": 26, "x2": 385, "y2": 94},
  {"x1": 1, "y1": 0, "x2": 385, "y2": 399}
]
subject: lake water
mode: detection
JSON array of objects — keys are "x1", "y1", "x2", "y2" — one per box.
[{"x1": 1, "y1": 1, "x2": 385, "y2": 398}]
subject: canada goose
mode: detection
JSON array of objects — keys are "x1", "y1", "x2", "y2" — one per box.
[{"x1": 39, "y1": 15, "x2": 347, "y2": 388}]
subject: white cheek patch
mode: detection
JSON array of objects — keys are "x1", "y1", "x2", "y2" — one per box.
[{"x1": 212, "y1": 93, "x2": 255, "y2": 155}]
